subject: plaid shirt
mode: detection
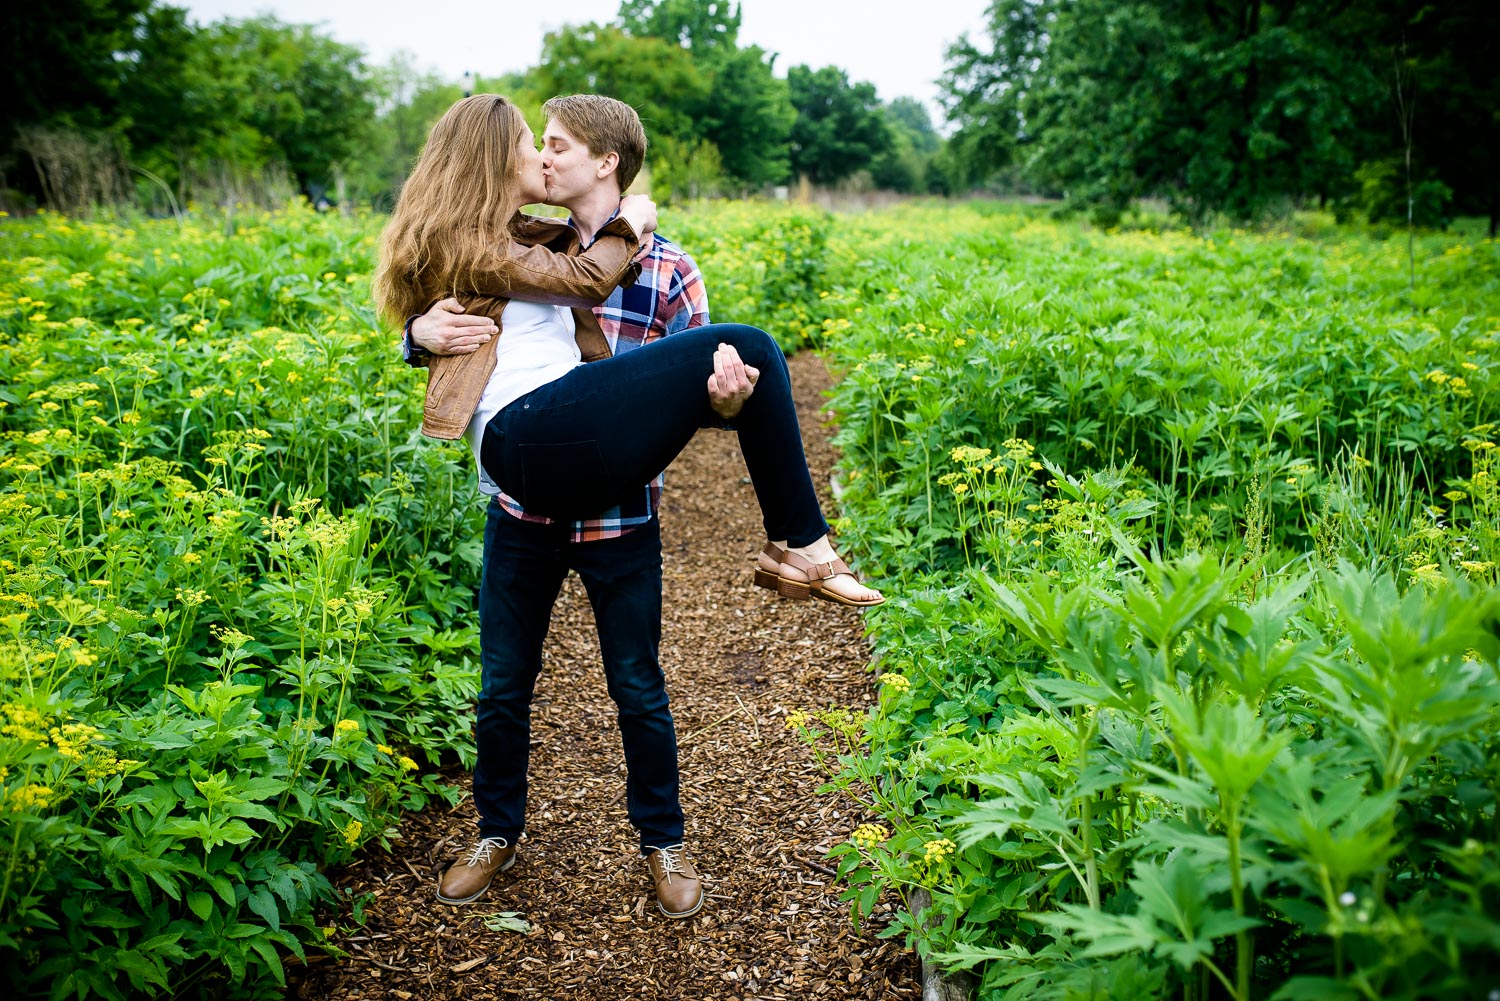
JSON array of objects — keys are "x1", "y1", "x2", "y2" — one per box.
[{"x1": 495, "y1": 226, "x2": 710, "y2": 541}]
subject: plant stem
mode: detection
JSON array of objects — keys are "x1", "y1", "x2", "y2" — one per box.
[
  {"x1": 1200, "y1": 955, "x2": 1240, "y2": 999},
  {"x1": 1078, "y1": 716, "x2": 1100, "y2": 908},
  {"x1": 1226, "y1": 803, "x2": 1252, "y2": 1001}
]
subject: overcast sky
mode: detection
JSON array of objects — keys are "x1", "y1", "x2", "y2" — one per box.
[{"x1": 178, "y1": 0, "x2": 993, "y2": 127}]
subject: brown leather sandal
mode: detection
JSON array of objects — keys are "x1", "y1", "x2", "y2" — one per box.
[{"x1": 753, "y1": 542, "x2": 885, "y2": 607}]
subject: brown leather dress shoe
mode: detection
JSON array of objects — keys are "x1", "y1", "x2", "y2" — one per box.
[
  {"x1": 436, "y1": 837, "x2": 516, "y2": 905},
  {"x1": 645, "y1": 845, "x2": 703, "y2": 918}
]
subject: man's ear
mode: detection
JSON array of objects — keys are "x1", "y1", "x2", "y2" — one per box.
[{"x1": 595, "y1": 151, "x2": 621, "y2": 182}]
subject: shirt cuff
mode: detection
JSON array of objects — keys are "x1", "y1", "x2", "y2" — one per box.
[{"x1": 402, "y1": 314, "x2": 429, "y2": 366}]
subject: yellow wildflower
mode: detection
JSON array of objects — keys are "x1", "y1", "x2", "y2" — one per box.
[
  {"x1": 2, "y1": 703, "x2": 51, "y2": 743},
  {"x1": 922, "y1": 837, "x2": 958, "y2": 864},
  {"x1": 210, "y1": 625, "x2": 253, "y2": 648},
  {"x1": 878, "y1": 673, "x2": 912, "y2": 693},
  {"x1": 7, "y1": 783, "x2": 55, "y2": 812},
  {"x1": 949, "y1": 445, "x2": 993, "y2": 464}
]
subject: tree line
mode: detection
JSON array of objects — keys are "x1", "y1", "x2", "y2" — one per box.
[
  {"x1": 1, "y1": 0, "x2": 1493, "y2": 230},
  {"x1": 942, "y1": 0, "x2": 1497, "y2": 232},
  {"x1": 0, "y1": 0, "x2": 945, "y2": 214}
]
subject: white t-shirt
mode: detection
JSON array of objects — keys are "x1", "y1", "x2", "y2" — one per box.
[{"x1": 463, "y1": 299, "x2": 582, "y2": 496}]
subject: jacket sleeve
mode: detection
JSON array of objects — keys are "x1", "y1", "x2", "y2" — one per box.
[{"x1": 465, "y1": 214, "x2": 643, "y2": 307}]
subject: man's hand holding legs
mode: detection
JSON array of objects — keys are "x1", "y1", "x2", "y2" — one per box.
[
  {"x1": 707, "y1": 342, "x2": 759, "y2": 421},
  {"x1": 413, "y1": 297, "x2": 497, "y2": 355}
]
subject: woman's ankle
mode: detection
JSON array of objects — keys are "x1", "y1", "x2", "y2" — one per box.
[{"x1": 785, "y1": 535, "x2": 837, "y2": 562}]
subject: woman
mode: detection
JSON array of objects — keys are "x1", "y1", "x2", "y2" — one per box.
[{"x1": 374, "y1": 95, "x2": 880, "y2": 606}]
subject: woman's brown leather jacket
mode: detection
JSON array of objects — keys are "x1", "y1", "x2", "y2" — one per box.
[{"x1": 408, "y1": 213, "x2": 643, "y2": 439}]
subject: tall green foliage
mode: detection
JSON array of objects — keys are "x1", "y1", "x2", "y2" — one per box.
[
  {"x1": 794, "y1": 201, "x2": 1500, "y2": 1000},
  {"x1": 786, "y1": 65, "x2": 892, "y2": 185},
  {"x1": 613, "y1": 0, "x2": 794, "y2": 190},
  {"x1": 0, "y1": 205, "x2": 479, "y2": 999},
  {"x1": 873, "y1": 98, "x2": 943, "y2": 194},
  {"x1": 944, "y1": 0, "x2": 1496, "y2": 228},
  {"x1": 1357, "y1": 0, "x2": 1500, "y2": 233},
  {"x1": 116, "y1": 5, "x2": 237, "y2": 193},
  {"x1": 350, "y1": 55, "x2": 458, "y2": 210},
  {"x1": 692, "y1": 44, "x2": 795, "y2": 188},
  {"x1": 202, "y1": 18, "x2": 373, "y2": 197},
  {"x1": 616, "y1": 0, "x2": 742, "y2": 51},
  {"x1": 944, "y1": 0, "x2": 1378, "y2": 222},
  {"x1": 533, "y1": 24, "x2": 711, "y2": 149},
  {"x1": 0, "y1": 0, "x2": 152, "y2": 137},
  {"x1": 3, "y1": 5, "x2": 372, "y2": 209}
]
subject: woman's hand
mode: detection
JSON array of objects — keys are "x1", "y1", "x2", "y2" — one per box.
[
  {"x1": 618, "y1": 194, "x2": 658, "y2": 244},
  {"x1": 707, "y1": 342, "x2": 759, "y2": 420},
  {"x1": 411, "y1": 298, "x2": 497, "y2": 355}
]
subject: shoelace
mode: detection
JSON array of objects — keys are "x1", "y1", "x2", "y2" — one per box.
[
  {"x1": 464, "y1": 836, "x2": 509, "y2": 867},
  {"x1": 650, "y1": 845, "x2": 690, "y2": 884}
]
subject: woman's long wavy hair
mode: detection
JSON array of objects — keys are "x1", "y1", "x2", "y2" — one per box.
[{"x1": 374, "y1": 94, "x2": 530, "y2": 327}]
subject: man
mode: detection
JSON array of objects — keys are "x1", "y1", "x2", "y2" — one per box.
[{"x1": 403, "y1": 94, "x2": 757, "y2": 919}]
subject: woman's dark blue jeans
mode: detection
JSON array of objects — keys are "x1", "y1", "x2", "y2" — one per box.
[
  {"x1": 481, "y1": 323, "x2": 831, "y2": 547},
  {"x1": 473, "y1": 500, "x2": 682, "y2": 850}
]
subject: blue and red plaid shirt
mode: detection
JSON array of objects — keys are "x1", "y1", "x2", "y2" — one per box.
[{"x1": 496, "y1": 226, "x2": 710, "y2": 541}]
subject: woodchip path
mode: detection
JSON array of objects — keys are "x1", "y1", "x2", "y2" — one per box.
[{"x1": 288, "y1": 352, "x2": 920, "y2": 1001}]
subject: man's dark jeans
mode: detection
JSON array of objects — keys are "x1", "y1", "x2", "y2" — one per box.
[{"x1": 472, "y1": 499, "x2": 683, "y2": 850}]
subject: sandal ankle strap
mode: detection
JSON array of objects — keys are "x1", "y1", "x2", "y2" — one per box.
[{"x1": 778, "y1": 549, "x2": 851, "y2": 581}]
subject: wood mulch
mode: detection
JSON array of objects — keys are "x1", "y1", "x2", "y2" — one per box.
[{"x1": 287, "y1": 352, "x2": 920, "y2": 1001}]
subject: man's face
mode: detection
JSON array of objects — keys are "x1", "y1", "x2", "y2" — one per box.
[{"x1": 541, "y1": 119, "x2": 617, "y2": 207}]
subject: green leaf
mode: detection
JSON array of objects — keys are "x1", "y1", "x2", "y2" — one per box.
[
  {"x1": 1034, "y1": 903, "x2": 1156, "y2": 957},
  {"x1": 186, "y1": 891, "x2": 215, "y2": 922},
  {"x1": 481, "y1": 911, "x2": 532, "y2": 934},
  {"x1": 245, "y1": 886, "x2": 281, "y2": 933},
  {"x1": 1268, "y1": 976, "x2": 1362, "y2": 1001},
  {"x1": 237, "y1": 776, "x2": 289, "y2": 801},
  {"x1": 224, "y1": 922, "x2": 265, "y2": 939},
  {"x1": 249, "y1": 937, "x2": 287, "y2": 986},
  {"x1": 1128, "y1": 854, "x2": 1259, "y2": 971},
  {"x1": 84, "y1": 905, "x2": 141, "y2": 930},
  {"x1": 207, "y1": 873, "x2": 237, "y2": 907},
  {"x1": 113, "y1": 949, "x2": 170, "y2": 990}
]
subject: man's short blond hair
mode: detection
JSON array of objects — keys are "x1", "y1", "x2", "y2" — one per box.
[{"x1": 542, "y1": 94, "x2": 648, "y2": 193}]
